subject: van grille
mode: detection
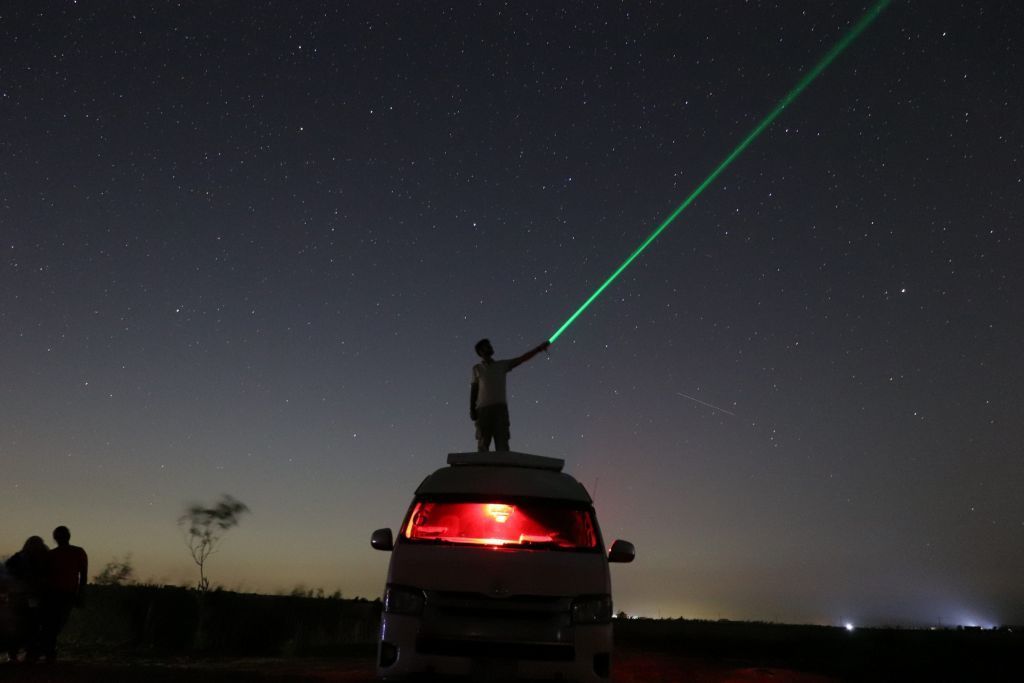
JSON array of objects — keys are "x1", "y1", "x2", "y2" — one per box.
[
  {"x1": 431, "y1": 590, "x2": 568, "y2": 617},
  {"x1": 416, "y1": 637, "x2": 575, "y2": 661},
  {"x1": 416, "y1": 590, "x2": 575, "y2": 657}
]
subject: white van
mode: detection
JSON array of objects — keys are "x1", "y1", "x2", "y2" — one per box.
[{"x1": 370, "y1": 452, "x2": 635, "y2": 681}]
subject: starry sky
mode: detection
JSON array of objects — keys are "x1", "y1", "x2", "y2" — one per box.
[{"x1": 2, "y1": 1, "x2": 1022, "y2": 627}]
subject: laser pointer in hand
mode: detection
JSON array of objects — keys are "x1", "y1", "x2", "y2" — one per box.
[{"x1": 548, "y1": 0, "x2": 892, "y2": 344}]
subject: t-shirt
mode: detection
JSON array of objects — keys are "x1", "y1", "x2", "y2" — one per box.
[
  {"x1": 49, "y1": 544, "x2": 88, "y2": 595},
  {"x1": 472, "y1": 359, "x2": 514, "y2": 408}
]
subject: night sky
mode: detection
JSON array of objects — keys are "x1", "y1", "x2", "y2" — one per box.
[{"x1": 3, "y1": 1, "x2": 1022, "y2": 627}]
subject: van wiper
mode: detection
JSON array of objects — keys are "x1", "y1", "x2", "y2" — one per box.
[{"x1": 514, "y1": 539, "x2": 563, "y2": 549}]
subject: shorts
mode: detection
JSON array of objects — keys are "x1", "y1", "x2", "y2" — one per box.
[{"x1": 475, "y1": 403, "x2": 511, "y2": 451}]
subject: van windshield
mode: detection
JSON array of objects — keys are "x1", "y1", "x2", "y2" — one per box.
[{"x1": 403, "y1": 500, "x2": 598, "y2": 550}]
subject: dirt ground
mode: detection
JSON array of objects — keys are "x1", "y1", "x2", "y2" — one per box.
[{"x1": 1, "y1": 647, "x2": 837, "y2": 683}]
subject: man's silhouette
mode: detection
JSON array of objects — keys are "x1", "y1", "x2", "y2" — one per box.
[
  {"x1": 40, "y1": 526, "x2": 87, "y2": 662},
  {"x1": 470, "y1": 338, "x2": 549, "y2": 451}
]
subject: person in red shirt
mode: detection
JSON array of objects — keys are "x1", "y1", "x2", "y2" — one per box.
[{"x1": 40, "y1": 526, "x2": 88, "y2": 661}]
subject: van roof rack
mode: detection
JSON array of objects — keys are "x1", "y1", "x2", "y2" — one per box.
[{"x1": 447, "y1": 452, "x2": 565, "y2": 472}]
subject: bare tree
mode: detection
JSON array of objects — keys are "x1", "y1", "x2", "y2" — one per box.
[{"x1": 178, "y1": 494, "x2": 249, "y2": 592}]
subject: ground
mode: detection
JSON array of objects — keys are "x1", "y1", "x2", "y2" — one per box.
[{"x1": 2, "y1": 647, "x2": 836, "y2": 682}]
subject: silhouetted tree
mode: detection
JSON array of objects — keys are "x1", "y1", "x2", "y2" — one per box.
[
  {"x1": 94, "y1": 555, "x2": 135, "y2": 585},
  {"x1": 178, "y1": 494, "x2": 249, "y2": 592}
]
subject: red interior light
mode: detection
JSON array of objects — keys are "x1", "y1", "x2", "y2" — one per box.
[
  {"x1": 485, "y1": 503, "x2": 514, "y2": 523},
  {"x1": 404, "y1": 500, "x2": 597, "y2": 549}
]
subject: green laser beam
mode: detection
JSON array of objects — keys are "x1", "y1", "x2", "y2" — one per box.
[{"x1": 548, "y1": 0, "x2": 891, "y2": 344}]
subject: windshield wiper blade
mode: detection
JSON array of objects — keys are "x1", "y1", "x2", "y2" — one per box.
[{"x1": 515, "y1": 539, "x2": 563, "y2": 549}]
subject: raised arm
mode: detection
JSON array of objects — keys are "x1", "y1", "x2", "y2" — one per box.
[{"x1": 508, "y1": 340, "x2": 551, "y2": 370}]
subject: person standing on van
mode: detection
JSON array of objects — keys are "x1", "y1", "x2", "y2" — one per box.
[
  {"x1": 40, "y1": 526, "x2": 88, "y2": 662},
  {"x1": 470, "y1": 338, "x2": 550, "y2": 452}
]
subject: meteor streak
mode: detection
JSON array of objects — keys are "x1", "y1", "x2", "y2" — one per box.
[
  {"x1": 677, "y1": 392, "x2": 736, "y2": 417},
  {"x1": 548, "y1": 0, "x2": 891, "y2": 344}
]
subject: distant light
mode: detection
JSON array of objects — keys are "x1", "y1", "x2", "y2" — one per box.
[{"x1": 845, "y1": 622, "x2": 855, "y2": 632}]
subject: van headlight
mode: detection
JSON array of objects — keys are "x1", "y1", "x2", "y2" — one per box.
[
  {"x1": 384, "y1": 584, "x2": 425, "y2": 615},
  {"x1": 571, "y1": 594, "x2": 612, "y2": 624}
]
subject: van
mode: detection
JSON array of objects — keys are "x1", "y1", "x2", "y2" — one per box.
[{"x1": 370, "y1": 452, "x2": 635, "y2": 681}]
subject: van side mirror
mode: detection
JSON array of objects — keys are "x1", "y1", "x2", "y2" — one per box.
[
  {"x1": 371, "y1": 528, "x2": 394, "y2": 551},
  {"x1": 608, "y1": 539, "x2": 635, "y2": 563}
]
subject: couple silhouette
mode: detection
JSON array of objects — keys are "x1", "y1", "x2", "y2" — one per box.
[{"x1": 3, "y1": 526, "x2": 87, "y2": 664}]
